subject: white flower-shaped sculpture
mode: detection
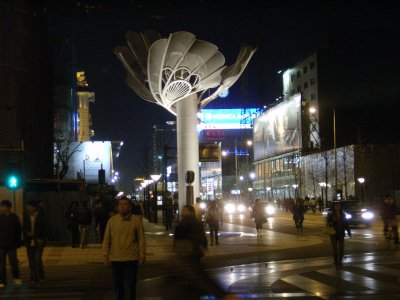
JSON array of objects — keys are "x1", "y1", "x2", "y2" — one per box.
[{"x1": 114, "y1": 30, "x2": 256, "y2": 115}]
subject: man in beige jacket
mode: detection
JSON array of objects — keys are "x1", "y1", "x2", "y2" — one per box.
[{"x1": 102, "y1": 197, "x2": 146, "y2": 300}]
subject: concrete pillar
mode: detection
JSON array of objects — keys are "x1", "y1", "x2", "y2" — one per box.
[{"x1": 176, "y1": 94, "x2": 200, "y2": 215}]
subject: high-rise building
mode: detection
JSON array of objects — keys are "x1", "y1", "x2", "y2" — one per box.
[
  {"x1": 77, "y1": 71, "x2": 95, "y2": 141},
  {"x1": 0, "y1": 1, "x2": 53, "y2": 180},
  {"x1": 253, "y1": 29, "x2": 400, "y2": 203}
]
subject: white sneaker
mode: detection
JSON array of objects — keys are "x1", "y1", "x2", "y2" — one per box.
[
  {"x1": 14, "y1": 279, "x2": 23, "y2": 286},
  {"x1": 0, "y1": 283, "x2": 5, "y2": 288}
]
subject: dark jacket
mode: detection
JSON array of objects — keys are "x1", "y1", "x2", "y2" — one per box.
[
  {"x1": 174, "y1": 217, "x2": 208, "y2": 258},
  {"x1": 23, "y1": 211, "x2": 46, "y2": 245},
  {"x1": 75, "y1": 206, "x2": 92, "y2": 225},
  {"x1": 327, "y1": 210, "x2": 351, "y2": 239},
  {"x1": 0, "y1": 213, "x2": 22, "y2": 248}
]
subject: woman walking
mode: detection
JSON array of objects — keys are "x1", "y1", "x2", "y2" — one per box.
[
  {"x1": 252, "y1": 199, "x2": 266, "y2": 239},
  {"x1": 327, "y1": 201, "x2": 351, "y2": 269},
  {"x1": 292, "y1": 198, "x2": 305, "y2": 233}
]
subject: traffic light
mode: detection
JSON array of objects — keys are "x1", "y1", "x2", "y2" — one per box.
[
  {"x1": 3, "y1": 163, "x2": 23, "y2": 190},
  {"x1": 7, "y1": 174, "x2": 20, "y2": 189}
]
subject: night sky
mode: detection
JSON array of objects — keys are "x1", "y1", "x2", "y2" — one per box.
[{"x1": 45, "y1": 1, "x2": 397, "y2": 190}]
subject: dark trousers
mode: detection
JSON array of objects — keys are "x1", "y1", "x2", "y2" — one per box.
[
  {"x1": 208, "y1": 223, "x2": 219, "y2": 244},
  {"x1": 111, "y1": 261, "x2": 138, "y2": 300},
  {"x1": 71, "y1": 224, "x2": 80, "y2": 247},
  {"x1": 330, "y1": 235, "x2": 345, "y2": 265},
  {"x1": 0, "y1": 247, "x2": 20, "y2": 284},
  {"x1": 27, "y1": 244, "x2": 45, "y2": 283}
]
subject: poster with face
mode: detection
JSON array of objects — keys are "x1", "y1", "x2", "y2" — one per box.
[{"x1": 253, "y1": 94, "x2": 302, "y2": 161}]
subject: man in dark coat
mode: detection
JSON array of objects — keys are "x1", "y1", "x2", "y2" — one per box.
[
  {"x1": 76, "y1": 201, "x2": 92, "y2": 249},
  {"x1": 0, "y1": 199, "x2": 22, "y2": 288},
  {"x1": 23, "y1": 200, "x2": 46, "y2": 286}
]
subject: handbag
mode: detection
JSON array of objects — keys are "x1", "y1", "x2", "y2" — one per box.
[{"x1": 323, "y1": 226, "x2": 336, "y2": 235}]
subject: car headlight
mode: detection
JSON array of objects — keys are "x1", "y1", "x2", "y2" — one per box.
[
  {"x1": 200, "y1": 202, "x2": 206, "y2": 210},
  {"x1": 224, "y1": 203, "x2": 236, "y2": 214},
  {"x1": 345, "y1": 213, "x2": 352, "y2": 219},
  {"x1": 265, "y1": 205, "x2": 275, "y2": 215},
  {"x1": 362, "y1": 211, "x2": 374, "y2": 220},
  {"x1": 237, "y1": 204, "x2": 246, "y2": 213}
]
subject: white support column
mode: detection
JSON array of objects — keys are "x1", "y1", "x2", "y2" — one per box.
[{"x1": 176, "y1": 94, "x2": 200, "y2": 215}]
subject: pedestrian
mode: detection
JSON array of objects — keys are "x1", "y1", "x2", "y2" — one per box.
[
  {"x1": 94, "y1": 199, "x2": 109, "y2": 243},
  {"x1": 193, "y1": 197, "x2": 203, "y2": 221},
  {"x1": 309, "y1": 197, "x2": 317, "y2": 214},
  {"x1": 380, "y1": 195, "x2": 399, "y2": 243},
  {"x1": 66, "y1": 200, "x2": 80, "y2": 248},
  {"x1": 327, "y1": 201, "x2": 351, "y2": 269},
  {"x1": 102, "y1": 196, "x2": 146, "y2": 300},
  {"x1": 252, "y1": 199, "x2": 267, "y2": 239},
  {"x1": 76, "y1": 201, "x2": 92, "y2": 249},
  {"x1": 164, "y1": 198, "x2": 174, "y2": 232},
  {"x1": 292, "y1": 198, "x2": 305, "y2": 233},
  {"x1": 317, "y1": 197, "x2": 324, "y2": 212},
  {"x1": 131, "y1": 199, "x2": 144, "y2": 217},
  {"x1": 205, "y1": 200, "x2": 221, "y2": 246},
  {"x1": 0, "y1": 199, "x2": 22, "y2": 288},
  {"x1": 163, "y1": 205, "x2": 238, "y2": 299},
  {"x1": 23, "y1": 200, "x2": 46, "y2": 286}
]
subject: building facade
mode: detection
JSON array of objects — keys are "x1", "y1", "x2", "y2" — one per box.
[{"x1": 253, "y1": 29, "x2": 400, "y2": 205}]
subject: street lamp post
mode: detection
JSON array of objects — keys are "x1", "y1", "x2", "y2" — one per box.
[
  {"x1": 357, "y1": 177, "x2": 365, "y2": 203},
  {"x1": 319, "y1": 182, "x2": 327, "y2": 207},
  {"x1": 151, "y1": 174, "x2": 161, "y2": 223}
]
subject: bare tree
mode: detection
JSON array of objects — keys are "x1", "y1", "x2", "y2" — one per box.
[{"x1": 55, "y1": 141, "x2": 82, "y2": 180}]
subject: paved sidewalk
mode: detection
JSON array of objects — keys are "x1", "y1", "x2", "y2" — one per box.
[{"x1": 1, "y1": 218, "x2": 323, "y2": 299}]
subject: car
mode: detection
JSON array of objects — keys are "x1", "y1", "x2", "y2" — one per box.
[
  {"x1": 250, "y1": 200, "x2": 276, "y2": 218},
  {"x1": 323, "y1": 201, "x2": 375, "y2": 228},
  {"x1": 223, "y1": 201, "x2": 250, "y2": 214}
]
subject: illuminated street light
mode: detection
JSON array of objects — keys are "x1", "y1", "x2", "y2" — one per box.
[
  {"x1": 357, "y1": 177, "x2": 366, "y2": 203},
  {"x1": 246, "y1": 140, "x2": 253, "y2": 146},
  {"x1": 357, "y1": 177, "x2": 365, "y2": 184},
  {"x1": 249, "y1": 172, "x2": 256, "y2": 180},
  {"x1": 239, "y1": 176, "x2": 244, "y2": 181},
  {"x1": 222, "y1": 150, "x2": 228, "y2": 157},
  {"x1": 150, "y1": 174, "x2": 162, "y2": 223},
  {"x1": 309, "y1": 107, "x2": 317, "y2": 114}
]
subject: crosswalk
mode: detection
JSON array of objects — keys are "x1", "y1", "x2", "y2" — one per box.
[{"x1": 214, "y1": 253, "x2": 400, "y2": 299}]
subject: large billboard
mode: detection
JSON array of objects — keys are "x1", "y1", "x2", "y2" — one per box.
[
  {"x1": 253, "y1": 94, "x2": 302, "y2": 160},
  {"x1": 63, "y1": 141, "x2": 113, "y2": 184},
  {"x1": 198, "y1": 108, "x2": 259, "y2": 130}
]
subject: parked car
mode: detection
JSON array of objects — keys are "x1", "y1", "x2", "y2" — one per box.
[{"x1": 323, "y1": 201, "x2": 375, "y2": 228}]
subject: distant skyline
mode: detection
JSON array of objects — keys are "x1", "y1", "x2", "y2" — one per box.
[{"x1": 43, "y1": 1, "x2": 398, "y2": 189}]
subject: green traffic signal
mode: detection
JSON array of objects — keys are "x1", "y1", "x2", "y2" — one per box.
[{"x1": 7, "y1": 175, "x2": 19, "y2": 189}]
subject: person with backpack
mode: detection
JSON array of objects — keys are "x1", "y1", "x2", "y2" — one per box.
[
  {"x1": 76, "y1": 201, "x2": 92, "y2": 249},
  {"x1": 205, "y1": 200, "x2": 221, "y2": 246}
]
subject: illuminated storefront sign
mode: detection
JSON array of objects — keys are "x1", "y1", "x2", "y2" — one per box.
[{"x1": 198, "y1": 108, "x2": 259, "y2": 130}]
